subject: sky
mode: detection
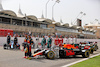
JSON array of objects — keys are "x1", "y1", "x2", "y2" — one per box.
[{"x1": 1, "y1": 0, "x2": 100, "y2": 26}]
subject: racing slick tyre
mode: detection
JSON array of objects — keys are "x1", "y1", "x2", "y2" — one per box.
[
  {"x1": 94, "y1": 46, "x2": 98, "y2": 51},
  {"x1": 3, "y1": 44, "x2": 7, "y2": 49},
  {"x1": 45, "y1": 50, "x2": 55, "y2": 59},
  {"x1": 82, "y1": 50, "x2": 90, "y2": 58},
  {"x1": 90, "y1": 48, "x2": 94, "y2": 54},
  {"x1": 59, "y1": 50, "x2": 65, "y2": 58}
]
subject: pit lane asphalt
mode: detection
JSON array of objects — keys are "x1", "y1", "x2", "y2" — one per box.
[{"x1": 0, "y1": 42, "x2": 100, "y2": 67}]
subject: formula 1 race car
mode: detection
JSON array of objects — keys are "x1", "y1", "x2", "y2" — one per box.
[
  {"x1": 80, "y1": 41, "x2": 98, "y2": 53},
  {"x1": 79, "y1": 42, "x2": 94, "y2": 54},
  {"x1": 91, "y1": 42, "x2": 98, "y2": 51},
  {"x1": 3, "y1": 40, "x2": 20, "y2": 49},
  {"x1": 59, "y1": 44, "x2": 90, "y2": 58},
  {"x1": 33, "y1": 44, "x2": 90, "y2": 59}
]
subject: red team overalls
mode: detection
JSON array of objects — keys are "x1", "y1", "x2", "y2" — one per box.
[
  {"x1": 54, "y1": 38, "x2": 59, "y2": 46},
  {"x1": 59, "y1": 38, "x2": 63, "y2": 47}
]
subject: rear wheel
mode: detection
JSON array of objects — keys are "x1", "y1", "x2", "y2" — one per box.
[
  {"x1": 94, "y1": 46, "x2": 98, "y2": 51},
  {"x1": 82, "y1": 50, "x2": 90, "y2": 58},
  {"x1": 90, "y1": 48, "x2": 94, "y2": 54},
  {"x1": 3, "y1": 44, "x2": 7, "y2": 49},
  {"x1": 59, "y1": 50, "x2": 65, "y2": 58},
  {"x1": 45, "y1": 51, "x2": 55, "y2": 59}
]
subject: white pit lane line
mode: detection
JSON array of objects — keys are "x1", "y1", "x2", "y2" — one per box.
[{"x1": 61, "y1": 53, "x2": 100, "y2": 67}]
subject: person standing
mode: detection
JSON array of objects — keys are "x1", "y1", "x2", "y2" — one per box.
[
  {"x1": 27, "y1": 34, "x2": 33, "y2": 57},
  {"x1": 23, "y1": 45, "x2": 28, "y2": 58},
  {"x1": 47, "y1": 35, "x2": 52, "y2": 49},
  {"x1": 69, "y1": 36, "x2": 73, "y2": 44},
  {"x1": 54, "y1": 35, "x2": 59, "y2": 46},
  {"x1": 58, "y1": 35, "x2": 63, "y2": 49},
  {"x1": 41, "y1": 36, "x2": 46, "y2": 49},
  {"x1": 73, "y1": 36, "x2": 77, "y2": 44},
  {"x1": 64, "y1": 36, "x2": 69, "y2": 44},
  {"x1": 24, "y1": 34, "x2": 28, "y2": 48},
  {"x1": 7, "y1": 33, "x2": 11, "y2": 44},
  {"x1": 22, "y1": 34, "x2": 28, "y2": 51},
  {"x1": 14, "y1": 35, "x2": 18, "y2": 49},
  {"x1": 35, "y1": 35, "x2": 39, "y2": 48}
]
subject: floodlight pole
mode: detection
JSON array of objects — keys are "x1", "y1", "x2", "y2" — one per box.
[
  {"x1": 52, "y1": 0, "x2": 60, "y2": 21},
  {"x1": 73, "y1": 12, "x2": 83, "y2": 25},
  {"x1": 45, "y1": 0, "x2": 50, "y2": 18}
]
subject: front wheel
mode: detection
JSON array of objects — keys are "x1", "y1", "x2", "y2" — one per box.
[
  {"x1": 45, "y1": 51, "x2": 55, "y2": 59},
  {"x1": 82, "y1": 50, "x2": 90, "y2": 58}
]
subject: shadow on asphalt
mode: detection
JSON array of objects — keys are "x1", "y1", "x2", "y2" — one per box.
[{"x1": 29, "y1": 55, "x2": 84, "y2": 61}]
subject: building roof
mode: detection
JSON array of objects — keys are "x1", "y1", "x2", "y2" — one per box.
[
  {"x1": 62, "y1": 23, "x2": 69, "y2": 27},
  {"x1": 52, "y1": 22, "x2": 61, "y2": 26},
  {"x1": 38, "y1": 18, "x2": 52, "y2": 23},
  {"x1": 70, "y1": 25, "x2": 83, "y2": 29},
  {"x1": 85, "y1": 23, "x2": 100, "y2": 26},
  {"x1": 26, "y1": 15, "x2": 38, "y2": 21},
  {"x1": 0, "y1": 10, "x2": 17, "y2": 17}
]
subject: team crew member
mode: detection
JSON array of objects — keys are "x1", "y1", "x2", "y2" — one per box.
[
  {"x1": 59, "y1": 35, "x2": 63, "y2": 48},
  {"x1": 69, "y1": 36, "x2": 73, "y2": 44},
  {"x1": 35, "y1": 35, "x2": 39, "y2": 48},
  {"x1": 24, "y1": 34, "x2": 28, "y2": 49},
  {"x1": 23, "y1": 45, "x2": 28, "y2": 58},
  {"x1": 14, "y1": 35, "x2": 18, "y2": 49},
  {"x1": 64, "y1": 37, "x2": 69, "y2": 44},
  {"x1": 22, "y1": 34, "x2": 28, "y2": 51},
  {"x1": 7, "y1": 33, "x2": 11, "y2": 44},
  {"x1": 73, "y1": 36, "x2": 77, "y2": 44},
  {"x1": 27, "y1": 34, "x2": 33, "y2": 57},
  {"x1": 41, "y1": 36, "x2": 46, "y2": 49},
  {"x1": 54, "y1": 35, "x2": 59, "y2": 46},
  {"x1": 47, "y1": 35, "x2": 52, "y2": 49}
]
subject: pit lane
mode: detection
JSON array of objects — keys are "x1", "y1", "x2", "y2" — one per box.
[{"x1": 0, "y1": 38, "x2": 100, "y2": 67}]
